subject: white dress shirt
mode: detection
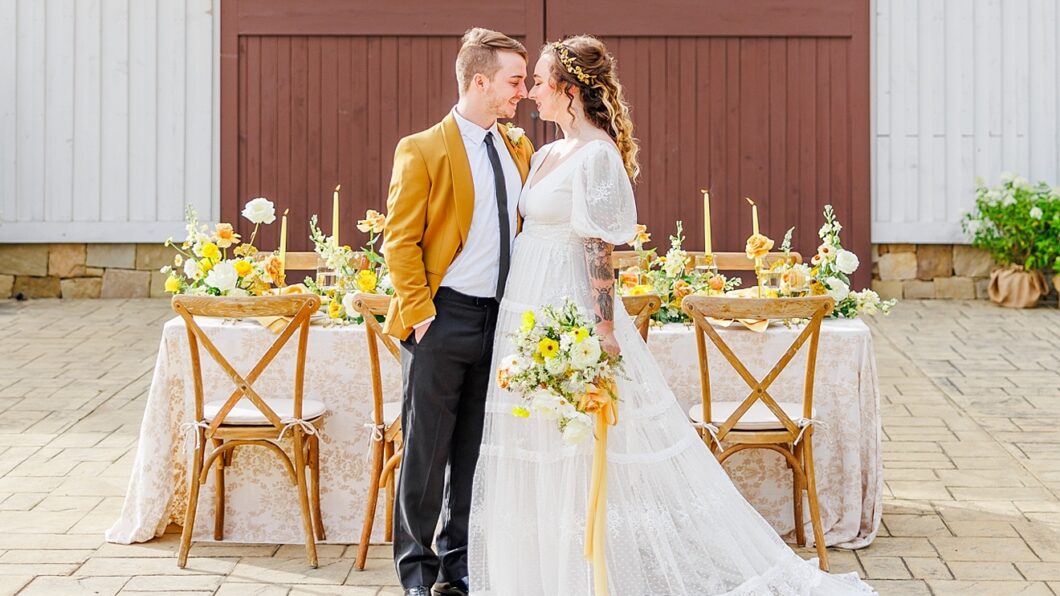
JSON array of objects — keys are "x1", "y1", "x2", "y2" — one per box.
[{"x1": 440, "y1": 107, "x2": 523, "y2": 298}]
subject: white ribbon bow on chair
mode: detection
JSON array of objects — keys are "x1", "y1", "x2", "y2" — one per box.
[
  {"x1": 793, "y1": 418, "x2": 820, "y2": 446},
  {"x1": 178, "y1": 420, "x2": 211, "y2": 451},
  {"x1": 278, "y1": 418, "x2": 319, "y2": 441},
  {"x1": 691, "y1": 421, "x2": 722, "y2": 447},
  {"x1": 362, "y1": 422, "x2": 385, "y2": 463}
]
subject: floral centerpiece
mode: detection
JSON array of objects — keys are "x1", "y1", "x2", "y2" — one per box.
[
  {"x1": 618, "y1": 222, "x2": 740, "y2": 324},
  {"x1": 161, "y1": 198, "x2": 284, "y2": 296},
  {"x1": 774, "y1": 205, "x2": 895, "y2": 318},
  {"x1": 304, "y1": 209, "x2": 394, "y2": 323},
  {"x1": 963, "y1": 173, "x2": 1059, "y2": 307}
]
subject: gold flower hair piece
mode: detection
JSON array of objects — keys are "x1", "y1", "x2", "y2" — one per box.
[{"x1": 551, "y1": 41, "x2": 596, "y2": 85}]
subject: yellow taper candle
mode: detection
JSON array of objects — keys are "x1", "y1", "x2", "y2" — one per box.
[
  {"x1": 746, "y1": 197, "x2": 759, "y2": 235},
  {"x1": 701, "y1": 188, "x2": 712, "y2": 254},
  {"x1": 332, "y1": 184, "x2": 341, "y2": 247},
  {"x1": 278, "y1": 208, "x2": 288, "y2": 270}
]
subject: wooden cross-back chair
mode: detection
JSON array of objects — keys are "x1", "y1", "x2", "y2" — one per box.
[
  {"x1": 681, "y1": 295, "x2": 834, "y2": 570},
  {"x1": 612, "y1": 250, "x2": 802, "y2": 271},
  {"x1": 350, "y1": 292, "x2": 404, "y2": 571},
  {"x1": 620, "y1": 293, "x2": 662, "y2": 341},
  {"x1": 171, "y1": 293, "x2": 325, "y2": 568}
]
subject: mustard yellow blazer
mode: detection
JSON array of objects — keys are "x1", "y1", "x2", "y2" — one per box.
[{"x1": 382, "y1": 113, "x2": 534, "y2": 340}]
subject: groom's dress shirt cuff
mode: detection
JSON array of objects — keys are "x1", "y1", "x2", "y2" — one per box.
[{"x1": 412, "y1": 317, "x2": 434, "y2": 329}]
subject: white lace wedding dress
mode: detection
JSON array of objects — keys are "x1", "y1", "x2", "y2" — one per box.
[{"x1": 467, "y1": 139, "x2": 875, "y2": 595}]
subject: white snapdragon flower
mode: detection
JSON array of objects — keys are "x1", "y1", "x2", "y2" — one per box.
[
  {"x1": 242, "y1": 197, "x2": 277, "y2": 225},
  {"x1": 834, "y1": 249, "x2": 860, "y2": 275},
  {"x1": 204, "y1": 260, "x2": 238, "y2": 292},
  {"x1": 561, "y1": 413, "x2": 594, "y2": 445}
]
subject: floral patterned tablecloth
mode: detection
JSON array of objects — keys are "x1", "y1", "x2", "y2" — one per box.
[{"x1": 106, "y1": 317, "x2": 881, "y2": 549}]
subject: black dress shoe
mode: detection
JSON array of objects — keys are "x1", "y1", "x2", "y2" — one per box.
[
  {"x1": 404, "y1": 587, "x2": 431, "y2": 596},
  {"x1": 433, "y1": 576, "x2": 470, "y2": 596}
]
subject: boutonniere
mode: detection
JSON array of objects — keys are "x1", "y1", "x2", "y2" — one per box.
[{"x1": 504, "y1": 123, "x2": 525, "y2": 144}]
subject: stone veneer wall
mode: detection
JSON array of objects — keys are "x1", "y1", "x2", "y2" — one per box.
[
  {"x1": 870, "y1": 244, "x2": 996, "y2": 300},
  {"x1": 0, "y1": 244, "x2": 178, "y2": 299},
  {"x1": 0, "y1": 242, "x2": 999, "y2": 300}
]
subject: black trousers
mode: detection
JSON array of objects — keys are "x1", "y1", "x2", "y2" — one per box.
[{"x1": 393, "y1": 287, "x2": 499, "y2": 588}]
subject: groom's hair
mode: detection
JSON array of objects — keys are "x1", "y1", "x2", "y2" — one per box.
[{"x1": 456, "y1": 28, "x2": 527, "y2": 94}]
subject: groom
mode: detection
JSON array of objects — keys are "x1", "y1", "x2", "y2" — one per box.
[{"x1": 382, "y1": 28, "x2": 534, "y2": 596}]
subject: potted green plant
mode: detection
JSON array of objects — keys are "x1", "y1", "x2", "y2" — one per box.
[{"x1": 963, "y1": 173, "x2": 1059, "y2": 308}]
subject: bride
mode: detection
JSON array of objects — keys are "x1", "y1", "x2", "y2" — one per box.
[{"x1": 467, "y1": 36, "x2": 876, "y2": 595}]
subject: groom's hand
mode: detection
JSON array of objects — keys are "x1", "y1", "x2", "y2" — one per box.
[{"x1": 414, "y1": 321, "x2": 431, "y2": 343}]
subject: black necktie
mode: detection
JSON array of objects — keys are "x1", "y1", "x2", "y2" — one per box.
[{"x1": 483, "y1": 132, "x2": 510, "y2": 301}]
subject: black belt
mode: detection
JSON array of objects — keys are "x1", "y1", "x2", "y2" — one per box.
[{"x1": 435, "y1": 286, "x2": 499, "y2": 307}]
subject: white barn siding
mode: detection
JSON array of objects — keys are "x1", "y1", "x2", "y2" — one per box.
[
  {"x1": 873, "y1": 0, "x2": 1060, "y2": 243},
  {"x1": 0, "y1": 0, "x2": 218, "y2": 243}
]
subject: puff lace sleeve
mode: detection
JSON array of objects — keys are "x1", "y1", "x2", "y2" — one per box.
[{"x1": 569, "y1": 143, "x2": 638, "y2": 245}]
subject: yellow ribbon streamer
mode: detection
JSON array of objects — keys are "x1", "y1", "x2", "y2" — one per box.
[{"x1": 580, "y1": 388, "x2": 618, "y2": 596}]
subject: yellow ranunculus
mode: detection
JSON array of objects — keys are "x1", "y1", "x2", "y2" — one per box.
[
  {"x1": 511, "y1": 406, "x2": 531, "y2": 418},
  {"x1": 628, "y1": 284, "x2": 654, "y2": 296},
  {"x1": 233, "y1": 259, "x2": 253, "y2": 277},
  {"x1": 164, "y1": 276, "x2": 182, "y2": 293},
  {"x1": 200, "y1": 242, "x2": 221, "y2": 261},
  {"x1": 355, "y1": 269, "x2": 378, "y2": 293},
  {"x1": 328, "y1": 300, "x2": 344, "y2": 319},
  {"x1": 573, "y1": 327, "x2": 590, "y2": 344},
  {"x1": 521, "y1": 311, "x2": 536, "y2": 332},
  {"x1": 537, "y1": 337, "x2": 559, "y2": 359}
]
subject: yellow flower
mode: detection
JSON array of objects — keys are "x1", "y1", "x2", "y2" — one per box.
[
  {"x1": 511, "y1": 406, "x2": 531, "y2": 418},
  {"x1": 214, "y1": 223, "x2": 241, "y2": 248},
  {"x1": 199, "y1": 259, "x2": 214, "y2": 275},
  {"x1": 355, "y1": 269, "x2": 378, "y2": 293},
  {"x1": 708, "y1": 275, "x2": 725, "y2": 292},
  {"x1": 537, "y1": 338, "x2": 559, "y2": 359},
  {"x1": 810, "y1": 281, "x2": 827, "y2": 296},
  {"x1": 521, "y1": 311, "x2": 536, "y2": 332},
  {"x1": 745, "y1": 234, "x2": 774, "y2": 260},
  {"x1": 233, "y1": 259, "x2": 253, "y2": 277},
  {"x1": 328, "y1": 300, "x2": 344, "y2": 319},
  {"x1": 628, "y1": 284, "x2": 654, "y2": 296},
  {"x1": 629, "y1": 224, "x2": 651, "y2": 247},
  {"x1": 200, "y1": 242, "x2": 220, "y2": 261},
  {"x1": 164, "y1": 276, "x2": 182, "y2": 293},
  {"x1": 357, "y1": 210, "x2": 386, "y2": 234},
  {"x1": 573, "y1": 327, "x2": 590, "y2": 344}
]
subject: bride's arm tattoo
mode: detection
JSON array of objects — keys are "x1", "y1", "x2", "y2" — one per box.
[{"x1": 583, "y1": 238, "x2": 615, "y2": 324}]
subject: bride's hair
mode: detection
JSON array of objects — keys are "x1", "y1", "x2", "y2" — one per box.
[{"x1": 544, "y1": 35, "x2": 640, "y2": 181}]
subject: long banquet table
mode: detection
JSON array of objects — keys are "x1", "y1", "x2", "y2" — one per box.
[{"x1": 107, "y1": 316, "x2": 882, "y2": 549}]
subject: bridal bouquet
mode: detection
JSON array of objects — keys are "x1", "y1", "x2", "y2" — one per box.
[
  {"x1": 303, "y1": 210, "x2": 393, "y2": 324},
  {"x1": 496, "y1": 298, "x2": 623, "y2": 445},
  {"x1": 161, "y1": 198, "x2": 283, "y2": 297}
]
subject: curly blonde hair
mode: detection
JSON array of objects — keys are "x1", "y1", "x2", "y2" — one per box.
[{"x1": 544, "y1": 35, "x2": 640, "y2": 181}]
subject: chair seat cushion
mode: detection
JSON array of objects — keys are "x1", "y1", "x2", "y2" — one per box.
[
  {"x1": 688, "y1": 401, "x2": 815, "y2": 431},
  {"x1": 204, "y1": 398, "x2": 327, "y2": 425},
  {"x1": 382, "y1": 401, "x2": 402, "y2": 426}
]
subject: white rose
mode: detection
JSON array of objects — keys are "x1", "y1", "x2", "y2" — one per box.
[
  {"x1": 183, "y1": 258, "x2": 200, "y2": 279},
  {"x1": 506, "y1": 125, "x2": 525, "y2": 143},
  {"x1": 1030, "y1": 206, "x2": 1044, "y2": 220},
  {"x1": 342, "y1": 292, "x2": 357, "y2": 317},
  {"x1": 834, "y1": 249, "x2": 860, "y2": 275},
  {"x1": 562, "y1": 413, "x2": 594, "y2": 445},
  {"x1": 530, "y1": 390, "x2": 567, "y2": 420},
  {"x1": 569, "y1": 336, "x2": 602, "y2": 370},
  {"x1": 824, "y1": 277, "x2": 850, "y2": 304},
  {"x1": 377, "y1": 274, "x2": 393, "y2": 293},
  {"x1": 204, "y1": 260, "x2": 238, "y2": 292},
  {"x1": 242, "y1": 197, "x2": 276, "y2": 225}
]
